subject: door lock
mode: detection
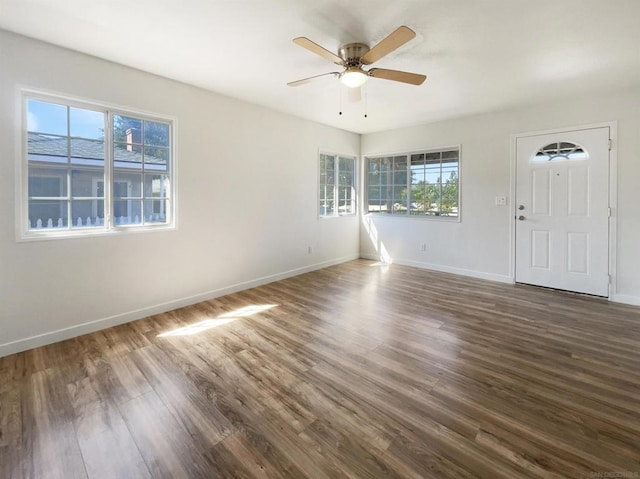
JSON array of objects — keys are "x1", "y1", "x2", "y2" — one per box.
[{"x1": 518, "y1": 205, "x2": 525, "y2": 210}]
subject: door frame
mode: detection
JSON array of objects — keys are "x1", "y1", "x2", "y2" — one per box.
[{"x1": 509, "y1": 121, "x2": 618, "y2": 299}]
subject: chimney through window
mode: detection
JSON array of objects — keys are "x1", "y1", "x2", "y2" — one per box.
[{"x1": 125, "y1": 128, "x2": 142, "y2": 153}]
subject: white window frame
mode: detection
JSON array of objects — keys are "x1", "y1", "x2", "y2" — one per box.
[
  {"x1": 318, "y1": 150, "x2": 357, "y2": 218},
  {"x1": 16, "y1": 89, "x2": 177, "y2": 241},
  {"x1": 364, "y1": 145, "x2": 461, "y2": 221}
]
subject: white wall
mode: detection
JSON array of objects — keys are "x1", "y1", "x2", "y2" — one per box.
[
  {"x1": 360, "y1": 86, "x2": 640, "y2": 303},
  {"x1": 0, "y1": 30, "x2": 360, "y2": 357}
]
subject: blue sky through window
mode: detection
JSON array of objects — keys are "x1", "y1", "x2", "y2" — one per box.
[{"x1": 28, "y1": 99, "x2": 104, "y2": 139}]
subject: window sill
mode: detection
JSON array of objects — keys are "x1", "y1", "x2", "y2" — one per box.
[
  {"x1": 363, "y1": 213, "x2": 461, "y2": 223},
  {"x1": 17, "y1": 223, "x2": 176, "y2": 242},
  {"x1": 319, "y1": 214, "x2": 358, "y2": 220}
]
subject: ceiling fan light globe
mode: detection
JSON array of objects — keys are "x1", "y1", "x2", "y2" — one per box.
[{"x1": 340, "y1": 68, "x2": 368, "y2": 88}]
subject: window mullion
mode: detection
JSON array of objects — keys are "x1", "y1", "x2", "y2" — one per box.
[
  {"x1": 334, "y1": 156, "x2": 339, "y2": 216},
  {"x1": 439, "y1": 155, "x2": 444, "y2": 214},
  {"x1": 66, "y1": 106, "x2": 72, "y2": 229},
  {"x1": 105, "y1": 111, "x2": 113, "y2": 229},
  {"x1": 406, "y1": 156, "x2": 410, "y2": 212}
]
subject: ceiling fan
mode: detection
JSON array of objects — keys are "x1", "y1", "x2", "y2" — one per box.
[{"x1": 287, "y1": 26, "x2": 426, "y2": 89}]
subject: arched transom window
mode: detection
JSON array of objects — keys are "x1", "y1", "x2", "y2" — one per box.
[{"x1": 532, "y1": 141, "x2": 588, "y2": 162}]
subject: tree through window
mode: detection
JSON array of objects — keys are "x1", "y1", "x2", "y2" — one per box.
[{"x1": 366, "y1": 148, "x2": 459, "y2": 217}]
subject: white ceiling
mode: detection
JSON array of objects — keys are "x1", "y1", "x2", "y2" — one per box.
[{"x1": 1, "y1": 0, "x2": 639, "y2": 134}]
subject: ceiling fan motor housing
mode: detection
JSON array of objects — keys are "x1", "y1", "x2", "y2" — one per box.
[{"x1": 338, "y1": 43, "x2": 370, "y2": 66}]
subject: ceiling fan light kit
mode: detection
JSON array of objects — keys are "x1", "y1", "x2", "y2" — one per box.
[
  {"x1": 340, "y1": 67, "x2": 368, "y2": 88},
  {"x1": 288, "y1": 26, "x2": 426, "y2": 90}
]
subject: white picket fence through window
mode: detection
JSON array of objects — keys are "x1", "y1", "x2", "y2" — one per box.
[{"x1": 29, "y1": 214, "x2": 167, "y2": 229}]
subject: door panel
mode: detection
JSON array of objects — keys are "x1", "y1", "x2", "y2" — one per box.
[
  {"x1": 515, "y1": 127, "x2": 609, "y2": 296},
  {"x1": 532, "y1": 169, "x2": 551, "y2": 215},
  {"x1": 531, "y1": 230, "x2": 550, "y2": 269},
  {"x1": 567, "y1": 232, "x2": 589, "y2": 274},
  {"x1": 567, "y1": 167, "x2": 589, "y2": 216}
]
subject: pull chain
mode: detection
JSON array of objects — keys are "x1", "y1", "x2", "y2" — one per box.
[{"x1": 364, "y1": 84, "x2": 368, "y2": 118}]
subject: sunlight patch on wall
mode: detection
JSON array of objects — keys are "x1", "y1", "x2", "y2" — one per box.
[
  {"x1": 363, "y1": 216, "x2": 379, "y2": 252},
  {"x1": 363, "y1": 215, "x2": 392, "y2": 264}
]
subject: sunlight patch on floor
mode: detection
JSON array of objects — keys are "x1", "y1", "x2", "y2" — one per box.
[{"x1": 158, "y1": 304, "x2": 278, "y2": 337}]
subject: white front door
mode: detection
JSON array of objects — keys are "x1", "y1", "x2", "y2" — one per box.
[{"x1": 515, "y1": 127, "x2": 610, "y2": 296}]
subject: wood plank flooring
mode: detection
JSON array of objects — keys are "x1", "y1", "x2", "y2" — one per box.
[{"x1": 1, "y1": 259, "x2": 639, "y2": 478}]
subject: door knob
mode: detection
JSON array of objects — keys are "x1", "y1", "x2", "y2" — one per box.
[
  {"x1": 518, "y1": 205, "x2": 525, "y2": 210},
  {"x1": 518, "y1": 215, "x2": 525, "y2": 221}
]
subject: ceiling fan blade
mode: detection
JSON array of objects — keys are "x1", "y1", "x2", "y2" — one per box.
[
  {"x1": 347, "y1": 86, "x2": 362, "y2": 103},
  {"x1": 361, "y1": 26, "x2": 416, "y2": 65},
  {"x1": 369, "y1": 68, "x2": 426, "y2": 85},
  {"x1": 293, "y1": 37, "x2": 344, "y2": 65},
  {"x1": 287, "y1": 72, "x2": 340, "y2": 87}
]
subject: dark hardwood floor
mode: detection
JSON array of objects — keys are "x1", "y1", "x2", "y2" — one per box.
[{"x1": 1, "y1": 259, "x2": 639, "y2": 478}]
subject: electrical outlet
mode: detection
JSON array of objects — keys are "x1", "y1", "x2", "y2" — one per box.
[
  {"x1": 495, "y1": 196, "x2": 507, "y2": 206},
  {"x1": 307, "y1": 245, "x2": 313, "y2": 254},
  {"x1": 420, "y1": 243, "x2": 427, "y2": 252}
]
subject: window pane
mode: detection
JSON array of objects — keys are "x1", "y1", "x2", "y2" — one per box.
[
  {"x1": 442, "y1": 160, "x2": 458, "y2": 181},
  {"x1": 321, "y1": 202, "x2": 334, "y2": 216},
  {"x1": 144, "y1": 121, "x2": 170, "y2": 147},
  {"x1": 338, "y1": 186, "x2": 353, "y2": 215},
  {"x1": 27, "y1": 100, "x2": 67, "y2": 136},
  {"x1": 339, "y1": 171, "x2": 352, "y2": 186},
  {"x1": 339, "y1": 157, "x2": 354, "y2": 186},
  {"x1": 410, "y1": 153, "x2": 424, "y2": 165},
  {"x1": 367, "y1": 158, "x2": 382, "y2": 213},
  {"x1": 368, "y1": 158, "x2": 381, "y2": 184},
  {"x1": 114, "y1": 142, "x2": 143, "y2": 169},
  {"x1": 113, "y1": 200, "x2": 142, "y2": 225},
  {"x1": 71, "y1": 139, "x2": 105, "y2": 166},
  {"x1": 319, "y1": 154, "x2": 335, "y2": 217},
  {"x1": 29, "y1": 200, "x2": 67, "y2": 229},
  {"x1": 28, "y1": 134, "x2": 68, "y2": 164},
  {"x1": 113, "y1": 173, "x2": 142, "y2": 198},
  {"x1": 28, "y1": 167, "x2": 67, "y2": 197},
  {"x1": 442, "y1": 181, "x2": 459, "y2": 217},
  {"x1": 325, "y1": 160, "x2": 335, "y2": 185},
  {"x1": 70, "y1": 107, "x2": 104, "y2": 139},
  {"x1": 338, "y1": 186, "x2": 352, "y2": 202},
  {"x1": 144, "y1": 200, "x2": 169, "y2": 223},
  {"x1": 426, "y1": 161, "x2": 441, "y2": 184},
  {"x1": 144, "y1": 174, "x2": 170, "y2": 198},
  {"x1": 411, "y1": 167, "x2": 425, "y2": 186},
  {"x1": 380, "y1": 157, "x2": 392, "y2": 176},
  {"x1": 341, "y1": 200, "x2": 354, "y2": 215},
  {"x1": 367, "y1": 187, "x2": 382, "y2": 213},
  {"x1": 368, "y1": 170, "x2": 379, "y2": 187},
  {"x1": 71, "y1": 200, "x2": 104, "y2": 228},
  {"x1": 325, "y1": 184, "x2": 335, "y2": 200},
  {"x1": 71, "y1": 169, "x2": 104, "y2": 197},
  {"x1": 442, "y1": 150, "x2": 458, "y2": 161},
  {"x1": 393, "y1": 156, "x2": 406, "y2": 178},
  {"x1": 113, "y1": 115, "x2": 142, "y2": 144},
  {"x1": 144, "y1": 146, "x2": 169, "y2": 170}
]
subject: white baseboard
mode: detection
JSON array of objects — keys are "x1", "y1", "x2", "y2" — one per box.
[
  {"x1": 610, "y1": 294, "x2": 640, "y2": 306},
  {"x1": 0, "y1": 254, "x2": 359, "y2": 358},
  {"x1": 359, "y1": 253, "x2": 514, "y2": 284}
]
